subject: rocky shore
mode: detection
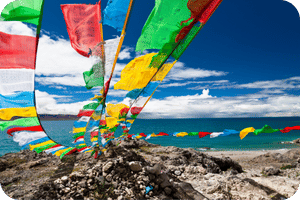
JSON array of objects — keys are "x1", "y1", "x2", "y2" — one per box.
[{"x1": 0, "y1": 138, "x2": 300, "y2": 199}]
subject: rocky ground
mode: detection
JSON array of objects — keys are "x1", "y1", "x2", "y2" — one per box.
[{"x1": 0, "y1": 138, "x2": 300, "y2": 200}]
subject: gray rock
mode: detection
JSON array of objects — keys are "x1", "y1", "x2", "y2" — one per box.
[
  {"x1": 63, "y1": 187, "x2": 71, "y2": 193},
  {"x1": 164, "y1": 187, "x2": 172, "y2": 195},
  {"x1": 78, "y1": 180, "x2": 87, "y2": 188},
  {"x1": 174, "y1": 182, "x2": 208, "y2": 200},
  {"x1": 293, "y1": 138, "x2": 300, "y2": 144},
  {"x1": 106, "y1": 174, "x2": 113, "y2": 182},
  {"x1": 160, "y1": 173, "x2": 171, "y2": 188},
  {"x1": 61, "y1": 176, "x2": 68, "y2": 184},
  {"x1": 69, "y1": 172, "x2": 84, "y2": 180},
  {"x1": 146, "y1": 163, "x2": 161, "y2": 175},
  {"x1": 174, "y1": 170, "x2": 181, "y2": 176},
  {"x1": 262, "y1": 166, "x2": 281, "y2": 176},
  {"x1": 103, "y1": 161, "x2": 114, "y2": 172},
  {"x1": 129, "y1": 161, "x2": 142, "y2": 172}
]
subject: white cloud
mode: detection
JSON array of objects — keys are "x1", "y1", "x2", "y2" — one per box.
[
  {"x1": 0, "y1": 21, "x2": 36, "y2": 36},
  {"x1": 134, "y1": 90, "x2": 300, "y2": 118},
  {"x1": 161, "y1": 80, "x2": 230, "y2": 88},
  {"x1": 35, "y1": 90, "x2": 95, "y2": 115},
  {"x1": 233, "y1": 77, "x2": 300, "y2": 90},
  {"x1": 36, "y1": 75, "x2": 85, "y2": 87},
  {"x1": 166, "y1": 61, "x2": 227, "y2": 80},
  {"x1": 118, "y1": 47, "x2": 133, "y2": 60}
]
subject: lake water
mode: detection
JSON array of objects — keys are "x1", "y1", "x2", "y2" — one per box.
[{"x1": 1, "y1": 117, "x2": 300, "y2": 156}]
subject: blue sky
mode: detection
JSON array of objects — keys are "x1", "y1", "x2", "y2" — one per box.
[{"x1": 1, "y1": 0, "x2": 300, "y2": 118}]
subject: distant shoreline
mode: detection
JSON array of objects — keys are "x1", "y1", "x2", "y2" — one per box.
[{"x1": 38, "y1": 114, "x2": 78, "y2": 121}]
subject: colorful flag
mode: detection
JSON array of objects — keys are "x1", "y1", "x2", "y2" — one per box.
[
  {"x1": 0, "y1": 0, "x2": 44, "y2": 26},
  {"x1": 253, "y1": 125, "x2": 279, "y2": 135},
  {"x1": 103, "y1": 0, "x2": 131, "y2": 31},
  {"x1": 0, "y1": 107, "x2": 37, "y2": 120},
  {"x1": 0, "y1": 91, "x2": 34, "y2": 108},
  {"x1": 198, "y1": 132, "x2": 211, "y2": 138},
  {"x1": 210, "y1": 132, "x2": 223, "y2": 138},
  {"x1": 240, "y1": 127, "x2": 255, "y2": 140},
  {"x1": 61, "y1": 3, "x2": 102, "y2": 57},
  {"x1": 0, "y1": 31, "x2": 36, "y2": 69},
  {"x1": 0, "y1": 69, "x2": 34, "y2": 95},
  {"x1": 0, "y1": 117, "x2": 40, "y2": 131},
  {"x1": 222, "y1": 129, "x2": 239, "y2": 136},
  {"x1": 280, "y1": 126, "x2": 300, "y2": 133},
  {"x1": 135, "y1": 0, "x2": 191, "y2": 52}
]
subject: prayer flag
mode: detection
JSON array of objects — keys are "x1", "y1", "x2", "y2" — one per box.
[
  {"x1": 198, "y1": 132, "x2": 211, "y2": 138},
  {"x1": 103, "y1": 0, "x2": 131, "y2": 31},
  {"x1": 0, "y1": 31, "x2": 36, "y2": 69},
  {"x1": 280, "y1": 126, "x2": 300, "y2": 133},
  {"x1": 61, "y1": 3, "x2": 102, "y2": 57},
  {"x1": 240, "y1": 127, "x2": 255, "y2": 140},
  {"x1": 135, "y1": 0, "x2": 191, "y2": 52},
  {"x1": 253, "y1": 125, "x2": 279, "y2": 135},
  {"x1": 0, "y1": 117, "x2": 40, "y2": 131},
  {"x1": 0, "y1": 0, "x2": 44, "y2": 26},
  {"x1": 0, "y1": 107, "x2": 37, "y2": 120}
]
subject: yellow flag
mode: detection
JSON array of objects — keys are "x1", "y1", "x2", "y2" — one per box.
[
  {"x1": 152, "y1": 61, "x2": 175, "y2": 81},
  {"x1": 106, "y1": 117, "x2": 119, "y2": 129},
  {"x1": 29, "y1": 140, "x2": 53, "y2": 150},
  {"x1": 0, "y1": 107, "x2": 37, "y2": 120},
  {"x1": 55, "y1": 148, "x2": 72, "y2": 156},
  {"x1": 106, "y1": 103, "x2": 129, "y2": 118},
  {"x1": 151, "y1": 133, "x2": 157, "y2": 137},
  {"x1": 73, "y1": 127, "x2": 86, "y2": 133},
  {"x1": 114, "y1": 53, "x2": 157, "y2": 90},
  {"x1": 176, "y1": 132, "x2": 188, "y2": 137},
  {"x1": 240, "y1": 127, "x2": 255, "y2": 140}
]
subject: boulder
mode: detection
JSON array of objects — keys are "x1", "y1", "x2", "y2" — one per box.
[
  {"x1": 146, "y1": 163, "x2": 161, "y2": 175},
  {"x1": 129, "y1": 161, "x2": 142, "y2": 172},
  {"x1": 262, "y1": 166, "x2": 281, "y2": 176}
]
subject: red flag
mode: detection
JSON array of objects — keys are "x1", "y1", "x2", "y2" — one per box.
[
  {"x1": 280, "y1": 126, "x2": 300, "y2": 133},
  {"x1": 77, "y1": 110, "x2": 94, "y2": 117},
  {"x1": 61, "y1": 2, "x2": 102, "y2": 57},
  {"x1": 0, "y1": 31, "x2": 36, "y2": 69},
  {"x1": 7, "y1": 125, "x2": 43, "y2": 136},
  {"x1": 131, "y1": 107, "x2": 143, "y2": 115},
  {"x1": 199, "y1": 0, "x2": 223, "y2": 23},
  {"x1": 198, "y1": 132, "x2": 211, "y2": 138},
  {"x1": 139, "y1": 133, "x2": 147, "y2": 137},
  {"x1": 157, "y1": 132, "x2": 169, "y2": 136}
]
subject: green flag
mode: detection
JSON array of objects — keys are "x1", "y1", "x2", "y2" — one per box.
[
  {"x1": 83, "y1": 60, "x2": 105, "y2": 89},
  {"x1": 83, "y1": 102, "x2": 100, "y2": 110},
  {"x1": 135, "y1": 0, "x2": 191, "y2": 52},
  {"x1": 253, "y1": 125, "x2": 279, "y2": 135},
  {"x1": 0, "y1": 117, "x2": 40, "y2": 131},
  {"x1": 0, "y1": 0, "x2": 44, "y2": 26},
  {"x1": 188, "y1": 132, "x2": 198, "y2": 136}
]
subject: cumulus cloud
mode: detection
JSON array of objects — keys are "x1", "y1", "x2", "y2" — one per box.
[
  {"x1": 234, "y1": 77, "x2": 300, "y2": 90},
  {"x1": 136, "y1": 90, "x2": 300, "y2": 118},
  {"x1": 166, "y1": 61, "x2": 228, "y2": 80},
  {"x1": 161, "y1": 80, "x2": 230, "y2": 88},
  {"x1": 35, "y1": 90, "x2": 95, "y2": 115},
  {"x1": 0, "y1": 21, "x2": 36, "y2": 37}
]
